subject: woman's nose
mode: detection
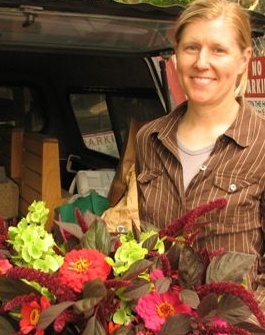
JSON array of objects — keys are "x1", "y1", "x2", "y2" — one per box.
[{"x1": 195, "y1": 49, "x2": 210, "y2": 69}]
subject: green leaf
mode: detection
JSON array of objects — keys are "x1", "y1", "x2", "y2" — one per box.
[
  {"x1": 178, "y1": 246, "x2": 204, "y2": 288},
  {"x1": 81, "y1": 220, "x2": 111, "y2": 255},
  {"x1": 121, "y1": 259, "x2": 153, "y2": 280},
  {"x1": 206, "y1": 252, "x2": 256, "y2": 283},
  {"x1": 38, "y1": 301, "x2": 75, "y2": 329},
  {"x1": 155, "y1": 277, "x2": 172, "y2": 293},
  {"x1": 82, "y1": 315, "x2": 107, "y2": 335},
  {"x1": 217, "y1": 294, "x2": 251, "y2": 324},
  {"x1": 160, "y1": 314, "x2": 192, "y2": 335},
  {"x1": 179, "y1": 289, "x2": 200, "y2": 309},
  {"x1": 0, "y1": 316, "x2": 17, "y2": 335}
]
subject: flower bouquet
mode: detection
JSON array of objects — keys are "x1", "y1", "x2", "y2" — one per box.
[{"x1": 0, "y1": 199, "x2": 265, "y2": 335}]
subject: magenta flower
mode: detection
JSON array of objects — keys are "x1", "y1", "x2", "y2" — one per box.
[
  {"x1": 135, "y1": 290, "x2": 192, "y2": 332},
  {"x1": 211, "y1": 317, "x2": 229, "y2": 335},
  {"x1": 150, "y1": 269, "x2": 164, "y2": 280}
]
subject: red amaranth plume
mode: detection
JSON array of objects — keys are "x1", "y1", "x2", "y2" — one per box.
[
  {"x1": 159, "y1": 198, "x2": 227, "y2": 239},
  {"x1": 75, "y1": 208, "x2": 89, "y2": 233},
  {"x1": 6, "y1": 267, "x2": 77, "y2": 302},
  {"x1": 104, "y1": 279, "x2": 132, "y2": 290},
  {"x1": 54, "y1": 309, "x2": 83, "y2": 332},
  {"x1": 0, "y1": 216, "x2": 8, "y2": 249},
  {"x1": 148, "y1": 251, "x2": 172, "y2": 277},
  {"x1": 205, "y1": 324, "x2": 252, "y2": 335},
  {"x1": 1, "y1": 292, "x2": 39, "y2": 312},
  {"x1": 197, "y1": 281, "x2": 265, "y2": 328}
]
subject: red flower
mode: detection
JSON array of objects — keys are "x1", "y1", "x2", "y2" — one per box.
[
  {"x1": 0, "y1": 259, "x2": 12, "y2": 274},
  {"x1": 108, "y1": 321, "x2": 121, "y2": 334},
  {"x1": 58, "y1": 248, "x2": 111, "y2": 292},
  {"x1": 136, "y1": 289, "x2": 192, "y2": 332},
  {"x1": 20, "y1": 295, "x2": 50, "y2": 335}
]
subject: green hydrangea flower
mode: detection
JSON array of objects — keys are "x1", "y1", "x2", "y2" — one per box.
[
  {"x1": 108, "y1": 239, "x2": 148, "y2": 276},
  {"x1": 8, "y1": 201, "x2": 63, "y2": 272},
  {"x1": 112, "y1": 301, "x2": 134, "y2": 325}
]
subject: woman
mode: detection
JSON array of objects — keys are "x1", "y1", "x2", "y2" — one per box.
[{"x1": 135, "y1": 0, "x2": 265, "y2": 311}]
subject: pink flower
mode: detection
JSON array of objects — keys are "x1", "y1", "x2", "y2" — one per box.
[
  {"x1": 211, "y1": 317, "x2": 229, "y2": 335},
  {"x1": 150, "y1": 269, "x2": 164, "y2": 280},
  {"x1": 135, "y1": 290, "x2": 192, "y2": 332},
  {"x1": 20, "y1": 296, "x2": 50, "y2": 335},
  {"x1": 58, "y1": 248, "x2": 111, "y2": 292},
  {"x1": 0, "y1": 259, "x2": 12, "y2": 274}
]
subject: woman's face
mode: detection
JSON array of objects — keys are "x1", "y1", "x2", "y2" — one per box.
[{"x1": 175, "y1": 16, "x2": 251, "y2": 107}]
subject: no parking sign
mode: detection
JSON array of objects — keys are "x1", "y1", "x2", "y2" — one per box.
[{"x1": 245, "y1": 56, "x2": 265, "y2": 116}]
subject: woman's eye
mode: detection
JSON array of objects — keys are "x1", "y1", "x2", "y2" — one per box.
[
  {"x1": 213, "y1": 47, "x2": 226, "y2": 54},
  {"x1": 185, "y1": 45, "x2": 199, "y2": 52}
]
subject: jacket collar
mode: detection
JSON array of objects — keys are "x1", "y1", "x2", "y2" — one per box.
[{"x1": 150, "y1": 98, "x2": 259, "y2": 148}]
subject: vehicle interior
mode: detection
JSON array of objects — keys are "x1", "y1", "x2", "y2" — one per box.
[{"x1": 0, "y1": 0, "x2": 264, "y2": 228}]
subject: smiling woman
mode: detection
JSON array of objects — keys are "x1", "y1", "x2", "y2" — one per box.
[{"x1": 135, "y1": 0, "x2": 265, "y2": 326}]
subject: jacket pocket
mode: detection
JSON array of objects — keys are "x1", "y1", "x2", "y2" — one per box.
[
  {"x1": 137, "y1": 170, "x2": 162, "y2": 184},
  {"x1": 214, "y1": 173, "x2": 257, "y2": 194}
]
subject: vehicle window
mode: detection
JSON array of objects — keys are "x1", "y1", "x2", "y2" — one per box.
[
  {"x1": 70, "y1": 93, "x2": 120, "y2": 158},
  {"x1": 70, "y1": 91, "x2": 164, "y2": 158},
  {"x1": 0, "y1": 86, "x2": 44, "y2": 132}
]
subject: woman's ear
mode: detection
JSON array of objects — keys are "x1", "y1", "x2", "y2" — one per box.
[{"x1": 238, "y1": 46, "x2": 252, "y2": 74}]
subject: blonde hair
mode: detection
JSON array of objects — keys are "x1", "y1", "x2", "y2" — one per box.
[{"x1": 174, "y1": 0, "x2": 252, "y2": 96}]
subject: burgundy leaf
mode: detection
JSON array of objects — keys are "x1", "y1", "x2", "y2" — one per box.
[
  {"x1": 155, "y1": 277, "x2": 172, "y2": 293},
  {"x1": 217, "y1": 294, "x2": 251, "y2": 324},
  {"x1": 38, "y1": 301, "x2": 75, "y2": 329},
  {"x1": 121, "y1": 259, "x2": 153, "y2": 280},
  {"x1": 0, "y1": 316, "x2": 16, "y2": 335},
  {"x1": 122, "y1": 281, "x2": 151, "y2": 300},
  {"x1": 142, "y1": 233, "x2": 158, "y2": 251},
  {"x1": 179, "y1": 289, "x2": 200, "y2": 309},
  {"x1": 82, "y1": 315, "x2": 106, "y2": 335},
  {"x1": 197, "y1": 293, "x2": 218, "y2": 319},
  {"x1": 206, "y1": 252, "x2": 256, "y2": 283},
  {"x1": 178, "y1": 246, "x2": 204, "y2": 288},
  {"x1": 160, "y1": 314, "x2": 192, "y2": 335}
]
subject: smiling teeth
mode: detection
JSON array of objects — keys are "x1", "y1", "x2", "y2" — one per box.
[{"x1": 193, "y1": 77, "x2": 213, "y2": 83}]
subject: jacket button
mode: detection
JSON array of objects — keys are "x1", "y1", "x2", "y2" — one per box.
[
  {"x1": 200, "y1": 165, "x2": 207, "y2": 171},
  {"x1": 229, "y1": 183, "x2": 237, "y2": 192},
  {"x1": 117, "y1": 225, "x2": 127, "y2": 233}
]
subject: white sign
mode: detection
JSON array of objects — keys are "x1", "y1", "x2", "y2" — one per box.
[{"x1": 83, "y1": 131, "x2": 120, "y2": 158}]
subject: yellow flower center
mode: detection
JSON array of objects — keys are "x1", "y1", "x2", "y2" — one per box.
[
  {"x1": 156, "y1": 302, "x2": 175, "y2": 318},
  {"x1": 30, "y1": 308, "x2": 40, "y2": 326},
  {"x1": 70, "y1": 258, "x2": 90, "y2": 273}
]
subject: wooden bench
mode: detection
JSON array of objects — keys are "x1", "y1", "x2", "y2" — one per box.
[
  {"x1": 19, "y1": 132, "x2": 67, "y2": 231},
  {"x1": 0, "y1": 126, "x2": 23, "y2": 182}
]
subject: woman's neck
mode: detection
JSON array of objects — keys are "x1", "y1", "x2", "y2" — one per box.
[{"x1": 177, "y1": 99, "x2": 240, "y2": 151}]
